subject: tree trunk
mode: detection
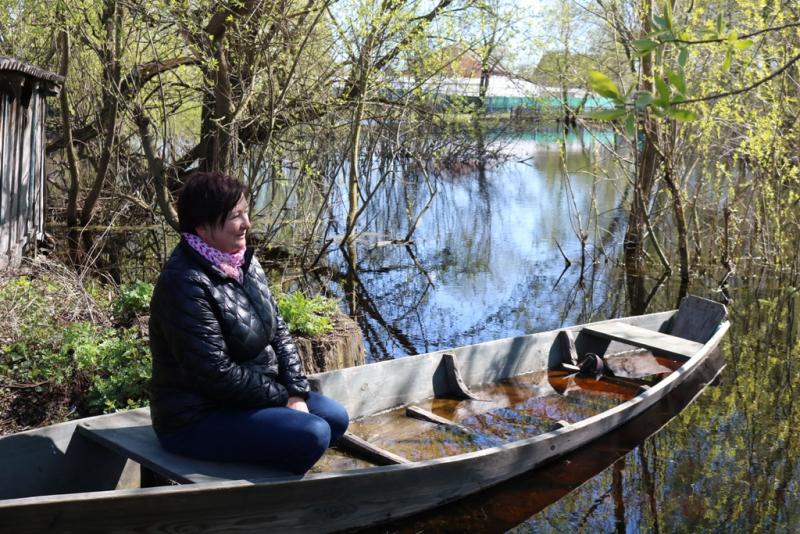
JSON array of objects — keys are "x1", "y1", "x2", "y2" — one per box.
[
  {"x1": 346, "y1": 96, "x2": 365, "y2": 245},
  {"x1": 663, "y1": 163, "x2": 689, "y2": 284},
  {"x1": 624, "y1": 129, "x2": 659, "y2": 274},
  {"x1": 479, "y1": 61, "x2": 491, "y2": 110},
  {"x1": 58, "y1": 29, "x2": 80, "y2": 230},
  {"x1": 344, "y1": 39, "x2": 373, "y2": 246},
  {"x1": 197, "y1": 34, "x2": 236, "y2": 173},
  {"x1": 624, "y1": 0, "x2": 659, "y2": 314},
  {"x1": 294, "y1": 311, "x2": 366, "y2": 374},
  {"x1": 213, "y1": 37, "x2": 236, "y2": 173},
  {"x1": 135, "y1": 109, "x2": 180, "y2": 232},
  {"x1": 79, "y1": 0, "x2": 121, "y2": 226}
]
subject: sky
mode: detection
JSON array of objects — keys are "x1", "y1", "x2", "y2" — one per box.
[{"x1": 494, "y1": 0, "x2": 596, "y2": 70}]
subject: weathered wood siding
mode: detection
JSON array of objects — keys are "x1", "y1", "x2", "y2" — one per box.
[{"x1": 0, "y1": 57, "x2": 61, "y2": 269}]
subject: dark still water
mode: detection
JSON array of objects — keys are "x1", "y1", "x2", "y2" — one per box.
[{"x1": 321, "y1": 126, "x2": 800, "y2": 532}]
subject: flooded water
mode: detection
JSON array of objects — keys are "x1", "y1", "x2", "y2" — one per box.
[
  {"x1": 327, "y1": 126, "x2": 628, "y2": 360},
  {"x1": 363, "y1": 348, "x2": 727, "y2": 534},
  {"x1": 317, "y1": 125, "x2": 800, "y2": 532}
]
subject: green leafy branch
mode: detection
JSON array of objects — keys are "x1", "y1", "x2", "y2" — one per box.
[
  {"x1": 633, "y1": 7, "x2": 754, "y2": 73},
  {"x1": 585, "y1": 69, "x2": 694, "y2": 135},
  {"x1": 585, "y1": 1, "x2": 767, "y2": 128},
  {"x1": 275, "y1": 290, "x2": 339, "y2": 338}
]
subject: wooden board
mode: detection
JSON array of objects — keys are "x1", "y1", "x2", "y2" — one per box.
[
  {"x1": 583, "y1": 322, "x2": 704, "y2": 360},
  {"x1": 77, "y1": 409, "x2": 294, "y2": 484},
  {"x1": 0, "y1": 73, "x2": 54, "y2": 268},
  {"x1": 557, "y1": 330, "x2": 579, "y2": 366},
  {"x1": 0, "y1": 418, "x2": 130, "y2": 499},
  {"x1": 335, "y1": 432, "x2": 410, "y2": 465},
  {"x1": 603, "y1": 351, "x2": 682, "y2": 378},
  {"x1": 442, "y1": 353, "x2": 483, "y2": 400},
  {"x1": 669, "y1": 295, "x2": 728, "y2": 343},
  {"x1": 406, "y1": 405, "x2": 471, "y2": 434}
]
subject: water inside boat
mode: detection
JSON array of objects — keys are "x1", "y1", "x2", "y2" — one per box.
[{"x1": 312, "y1": 350, "x2": 680, "y2": 472}]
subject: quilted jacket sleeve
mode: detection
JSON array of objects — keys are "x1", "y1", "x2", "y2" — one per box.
[
  {"x1": 269, "y1": 292, "x2": 311, "y2": 399},
  {"x1": 154, "y1": 268, "x2": 289, "y2": 407}
]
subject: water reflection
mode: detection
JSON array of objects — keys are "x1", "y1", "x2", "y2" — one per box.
[
  {"x1": 327, "y1": 125, "x2": 628, "y2": 360},
  {"x1": 320, "y1": 124, "x2": 800, "y2": 533},
  {"x1": 500, "y1": 282, "x2": 800, "y2": 534}
]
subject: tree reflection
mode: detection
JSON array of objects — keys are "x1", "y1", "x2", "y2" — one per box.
[{"x1": 325, "y1": 126, "x2": 627, "y2": 361}]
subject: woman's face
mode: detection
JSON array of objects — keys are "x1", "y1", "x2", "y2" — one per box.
[{"x1": 197, "y1": 195, "x2": 251, "y2": 253}]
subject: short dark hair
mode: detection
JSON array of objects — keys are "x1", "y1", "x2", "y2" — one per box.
[{"x1": 177, "y1": 172, "x2": 249, "y2": 234}]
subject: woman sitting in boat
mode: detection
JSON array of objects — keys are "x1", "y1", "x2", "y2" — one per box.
[{"x1": 148, "y1": 171, "x2": 349, "y2": 474}]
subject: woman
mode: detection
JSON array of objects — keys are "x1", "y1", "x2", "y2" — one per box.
[{"x1": 149, "y1": 171, "x2": 348, "y2": 475}]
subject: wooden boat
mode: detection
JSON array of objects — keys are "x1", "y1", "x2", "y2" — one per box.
[
  {"x1": 0, "y1": 296, "x2": 729, "y2": 533},
  {"x1": 373, "y1": 338, "x2": 729, "y2": 534}
]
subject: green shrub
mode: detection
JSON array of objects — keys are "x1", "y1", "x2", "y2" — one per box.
[
  {"x1": 1, "y1": 318, "x2": 151, "y2": 415},
  {"x1": 0, "y1": 266, "x2": 343, "y2": 427},
  {"x1": 0, "y1": 271, "x2": 152, "y2": 421},
  {"x1": 113, "y1": 281, "x2": 154, "y2": 325},
  {"x1": 0, "y1": 274, "x2": 98, "y2": 386},
  {"x1": 275, "y1": 290, "x2": 339, "y2": 337},
  {"x1": 64, "y1": 323, "x2": 151, "y2": 413}
]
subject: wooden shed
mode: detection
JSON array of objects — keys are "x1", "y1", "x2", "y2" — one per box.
[{"x1": 0, "y1": 57, "x2": 63, "y2": 269}]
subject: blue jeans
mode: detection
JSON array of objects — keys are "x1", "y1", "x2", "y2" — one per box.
[{"x1": 156, "y1": 392, "x2": 349, "y2": 474}]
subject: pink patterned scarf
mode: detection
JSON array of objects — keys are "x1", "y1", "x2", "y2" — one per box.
[{"x1": 183, "y1": 232, "x2": 245, "y2": 283}]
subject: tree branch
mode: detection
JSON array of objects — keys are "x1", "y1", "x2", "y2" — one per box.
[
  {"x1": 47, "y1": 56, "x2": 199, "y2": 153},
  {"x1": 671, "y1": 21, "x2": 800, "y2": 45},
  {"x1": 133, "y1": 107, "x2": 180, "y2": 232},
  {"x1": 58, "y1": 29, "x2": 81, "y2": 228},
  {"x1": 675, "y1": 51, "x2": 800, "y2": 105}
]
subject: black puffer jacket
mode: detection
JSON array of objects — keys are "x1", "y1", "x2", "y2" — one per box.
[{"x1": 149, "y1": 240, "x2": 309, "y2": 433}]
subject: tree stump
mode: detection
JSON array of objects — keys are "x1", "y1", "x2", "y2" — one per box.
[{"x1": 294, "y1": 311, "x2": 366, "y2": 374}]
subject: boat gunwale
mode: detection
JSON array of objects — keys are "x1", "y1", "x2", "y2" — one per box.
[{"x1": 0, "y1": 309, "x2": 729, "y2": 510}]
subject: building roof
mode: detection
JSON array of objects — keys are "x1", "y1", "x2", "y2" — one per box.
[{"x1": 0, "y1": 56, "x2": 64, "y2": 86}]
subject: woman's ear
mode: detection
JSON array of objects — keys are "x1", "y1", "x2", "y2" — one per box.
[{"x1": 195, "y1": 226, "x2": 210, "y2": 242}]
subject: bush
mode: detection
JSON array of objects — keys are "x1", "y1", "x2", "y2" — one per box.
[
  {"x1": 0, "y1": 259, "x2": 342, "y2": 431},
  {"x1": 113, "y1": 281, "x2": 154, "y2": 325},
  {"x1": 275, "y1": 290, "x2": 339, "y2": 337},
  {"x1": 0, "y1": 266, "x2": 152, "y2": 428},
  {"x1": 64, "y1": 322, "x2": 151, "y2": 413},
  {"x1": 2, "y1": 320, "x2": 151, "y2": 416}
]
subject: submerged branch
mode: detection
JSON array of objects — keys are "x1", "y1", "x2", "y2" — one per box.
[
  {"x1": 640, "y1": 193, "x2": 671, "y2": 274},
  {"x1": 554, "y1": 239, "x2": 572, "y2": 267}
]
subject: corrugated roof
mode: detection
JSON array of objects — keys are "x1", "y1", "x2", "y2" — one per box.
[{"x1": 0, "y1": 56, "x2": 64, "y2": 86}]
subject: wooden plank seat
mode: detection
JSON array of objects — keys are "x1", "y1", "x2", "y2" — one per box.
[
  {"x1": 583, "y1": 321, "x2": 704, "y2": 361},
  {"x1": 76, "y1": 408, "x2": 294, "y2": 484},
  {"x1": 335, "y1": 432, "x2": 410, "y2": 465}
]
